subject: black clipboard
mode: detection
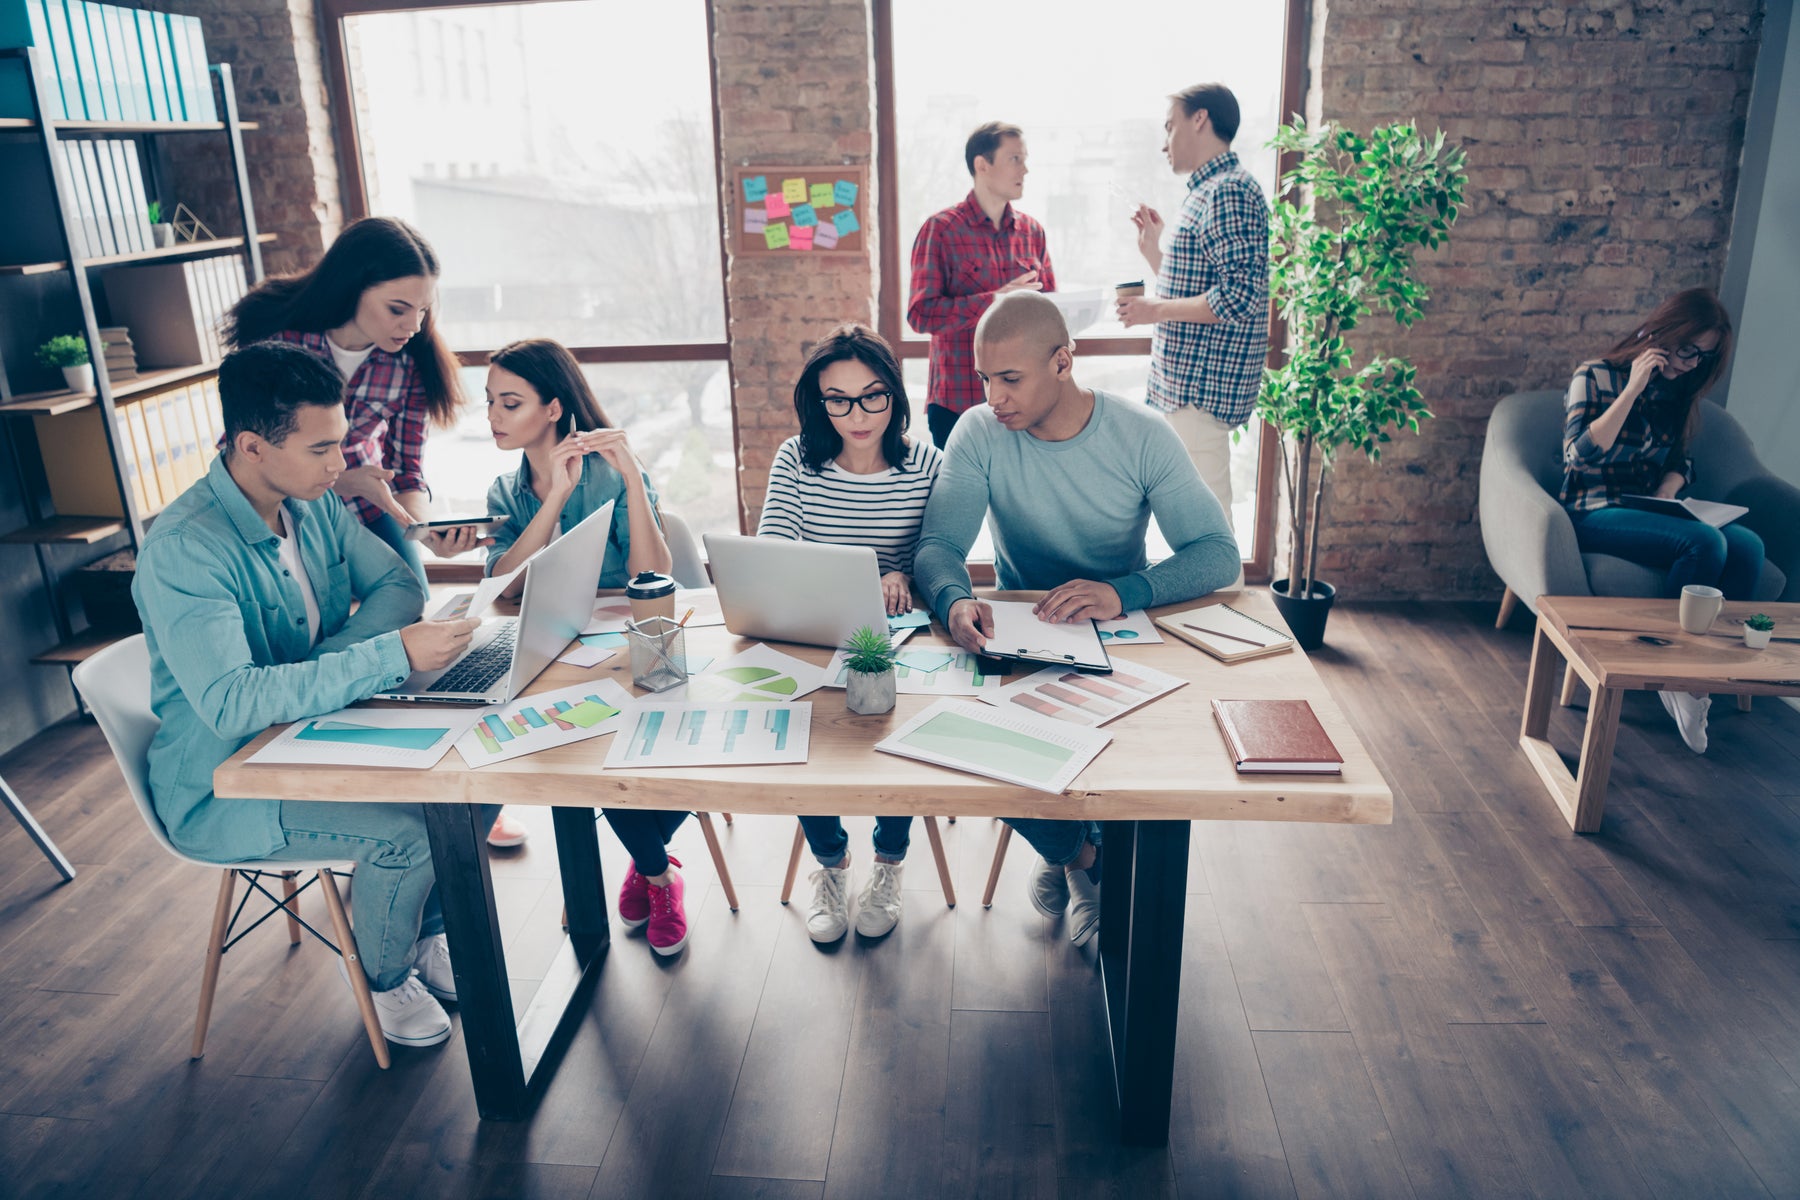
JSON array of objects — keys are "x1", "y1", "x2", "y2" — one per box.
[{"x1": 980, "y1": 602, "x2": 1113, "y2": 674}]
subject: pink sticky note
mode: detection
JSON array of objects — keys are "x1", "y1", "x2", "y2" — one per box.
[
  {"x1": 764, "y1": 192, "x2": 791, "y2": 219},
  {"x1": 790, "y1": 225, "x2": 815, "y2": 251}
]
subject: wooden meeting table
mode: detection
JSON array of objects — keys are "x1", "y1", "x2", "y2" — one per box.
[{"x1": 215, "y1": 589, "x2": 1391, "y2": 1144}]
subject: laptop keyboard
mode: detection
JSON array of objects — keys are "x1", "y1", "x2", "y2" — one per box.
[{"x1": 427, "y1": 622, "x2": 517, "y2": 694}]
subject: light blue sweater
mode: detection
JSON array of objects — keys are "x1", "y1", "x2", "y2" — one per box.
[{"x1": 913, "y1": 389, "x2": 1240, "y2": 618}]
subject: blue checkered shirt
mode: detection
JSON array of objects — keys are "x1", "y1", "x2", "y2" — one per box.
[{"x1": 1145, "y1": 152, "x2": 1270, "y2": 425}]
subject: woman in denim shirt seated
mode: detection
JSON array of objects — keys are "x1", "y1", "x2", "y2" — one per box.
[{"x1": 1560, "y1": 287, "x2": 1765, "y2": 753}]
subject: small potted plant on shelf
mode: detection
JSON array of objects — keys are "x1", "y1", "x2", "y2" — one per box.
[
  {"x1": 35, "y1": 333, "x2": 103, "y2": 394},
  {"x1": 147, "y1": 201, "x2": 176, "y2": 248},
  {"x1": 841, "y1": 624, "x2": 899, "y2": 715},
  {"x1": 1744, "y1": 612, "x2": 1775, "y2": 650}
]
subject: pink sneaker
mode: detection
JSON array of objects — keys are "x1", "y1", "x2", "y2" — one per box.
[
  {"x1": 618, "y1": 854, "x2": 681, "y2": 932},
  {"x1": 646, "y1": 864, "x2": 689, "y2": 956}
]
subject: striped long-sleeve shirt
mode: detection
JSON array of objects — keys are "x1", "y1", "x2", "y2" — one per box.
[{"x1": 756, "y1": 436, "x2": 942, "y2": 574}]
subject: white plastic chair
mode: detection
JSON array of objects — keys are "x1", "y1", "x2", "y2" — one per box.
[
  {"x1": 72, "y1": 635, "x2": 390, "y2": 1067},
  {"x1": 658, "y1": 508, "x2": 709, "y2": 589}
]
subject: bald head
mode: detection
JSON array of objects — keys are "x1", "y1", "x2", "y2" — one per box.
[{"x1": 975, "y1": 291, "x2": 1070, "y2": 359}]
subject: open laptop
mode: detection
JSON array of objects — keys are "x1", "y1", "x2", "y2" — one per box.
[
  {"x1": 374, "y1": 501, "x2": 614, "y2": 704},
  {"x1": 704, "y1": 533, "x2": 891, "y2": 649}
]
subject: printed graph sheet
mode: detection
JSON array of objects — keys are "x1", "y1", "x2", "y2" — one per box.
[
  {"x1": 603, "y1": 702, "x2": 812, "y2": 769},
  {"x1": 875, "y1": 699, "x2": 1111, "y2": 794},
  {"x1": 979, "y1": 658, "x2": 1187, "y2": 727},
  {"x1": 453, "y1": 679, "x2": 635, "y2": 768}
]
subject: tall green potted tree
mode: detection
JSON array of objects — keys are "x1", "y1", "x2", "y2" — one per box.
[{"x1": 1258, "y1": 118, "x2": 1467, "y2": 649}]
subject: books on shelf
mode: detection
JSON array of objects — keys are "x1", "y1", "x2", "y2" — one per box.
[
  {"x1": 2, "y1": 3, "x2": 214, "y2": 123},
  {"x1": 100, "y1": 256, "x2": 245, "y2": 367},
  {"x1": 32, "y1": 371, "x2": 222, "y2": 517},
  {"x1": 34, "y1": 135, "x2": 151, "y2": 260},
  {"x1": 98, "y1": 325, "x2": 135, "y2": 378}
]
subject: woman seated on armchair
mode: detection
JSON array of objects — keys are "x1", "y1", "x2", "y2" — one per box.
[{"x1": 1560, "y1": 286, "x2": 1765, "y2": 754}]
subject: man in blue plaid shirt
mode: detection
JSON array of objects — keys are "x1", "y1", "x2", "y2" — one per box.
[{"x1": 1119, "y1": 83, "x2": 1269, "y2": 577}]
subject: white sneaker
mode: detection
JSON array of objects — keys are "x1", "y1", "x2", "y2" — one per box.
[
  {"x1": 370, "y1": 974, "x2": 452, "y2": 1047},
  {"x1": 1028, "y1": 856, "x2": 1069, "y2": 917},
  {"x1": 1658, "y1": 690, "x2": 1710, "y2": 754},
  {"x1": 854, "y1": 861, "x2": 904, "y2": 938},
  {"x1": 1065, "y1": 867, "x2": 1101, "y2": 947},
  {"x1": 805, "y1": 863, "x2": 851, "y2": 943},
  {"x1": 411, "y1": 933, "x2": 456, "y2": 1004}
]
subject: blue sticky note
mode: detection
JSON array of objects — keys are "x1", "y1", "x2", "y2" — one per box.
[
  {"x1": 743, "y1": 175, "x2": 768, "y2": 203},
  {"x1": 791, "y1": 203, "x2": 817, "y2": 228},
  {"x1": 834, "y1": 179, "x2": 858, "y2": 206},
  {"x1": 834, "y1": 208, "x2": 860, "y2": 236},
  {"x1": 581, "y1": 632, "x2": 627, "y2": 648},
  {"x1": 888, "y1": 609, "x2": 932, "y2": 629}
]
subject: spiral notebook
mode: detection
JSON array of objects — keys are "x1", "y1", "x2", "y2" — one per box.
[{"x1": 1154, "y1": 603, "x2": 1295, "y2": 663}]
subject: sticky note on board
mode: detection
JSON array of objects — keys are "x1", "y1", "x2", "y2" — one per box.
[
  {"x1": 834, "y1": 179, "x2": 858, "y2": 206},
  {"x1": 764, "y1": 222, "x2": 791, "y2": 249},
  {"x1": 781, "y1": 177, "x2": 808, "y2": 204},
  {"x1": 791, "y1": 203, "x2": 817, "y2": 227},
  {"x1": 790, "y1": 225, "x2": 815, "y2": 250},
  {"x1": 742, "y1": 175, "x2": 768, "y2": 203},
  {"x1": 743, "y1": 207, "x2": 767, "y2": 233},
  {"x1": 814, "y1": 223, "x2": 839, "y2": 250},
  {"x1": 834, "y1": 208, "x2": 860, "y2": 236},
  {"x1": 809, "y1": 182, "x2": 835, "y2": 209},
  {"x1": 764, "y1": 191, "x2": 791, "y2": 219}
]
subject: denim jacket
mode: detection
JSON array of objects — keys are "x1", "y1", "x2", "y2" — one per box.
[
  {"x1": 131, "y1": 454, "x2": 425, "y2": 862},
  {"x1": 483, "y1": 452, "x2": 660, "y2": 589}
]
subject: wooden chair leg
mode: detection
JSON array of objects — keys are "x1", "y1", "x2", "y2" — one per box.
[
  {"x1": 923, "y1": 816, "x2": 956, "y2": 908},
  {"x1": 779, "y1": 820, "x2": 806, "y2": 905},
  {"x1": 722, "y1": 812, "x2": 734, "y2": 826},
  {"x1": 191, "y1": 869, "x2": 237, "y2": 1059},
  {"x1": 280, "y1": 871, "x2": 302, "y2": 945},
  {"x1": 1560, "y1": 662, "x2": 1580, "y2": 707},
  {"x1": 1738, "y1": 694, "x2": 1753, "y2": 712},
  {"x1": 1496, "y1": 586, "x2": 1519, "y2": 629},
  {"x1": 318, "y1": 868, "x2": 390, "y2": 1069},
  {"x1": 981, "y1": 825, "x2": 1013, "y2": 909},
  {"x1": 697, "y1": 813, "x2": 739, "y2": 912}
]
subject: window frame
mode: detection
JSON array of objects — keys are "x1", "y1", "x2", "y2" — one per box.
[{"x1": 870, "y1": 0, "x2": 1306, "y2": 585}]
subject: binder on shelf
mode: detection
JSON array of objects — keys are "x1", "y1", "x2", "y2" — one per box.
[
  {"x1": 113, "y1": 409, "x2": 150, "y2": 513},
  {"x1": 111, "y1": 139, "x2": 152, "y2": 249},
  {"x1": 44, "y1": 1, "x2": 83, "y2": 119},
  {"x1": 63, "y1": 1, "x2": 100, "y2": 120},
  {"x1": 149, "y1": 8, "x2": 178, "y2": 119},
  {"x1": 137, "y1": 387, "x2": 176, "y2": 502},
  {"x1": 99, "y1": 260, "x2": 232, "y2": 367},
  {"x1": 165, "y1": 389, "x2": 201, "y2": 489},
  {"x1": 56, "y1": 141, "x2": 96, "y2": 256},
  {"x1": 133, "y1": 7, "x2": 166, "y2": 122},
  {"x1": 175, "y1": 13, "x2": 211, "y2": 121},
  {"x1": 115, "y1": 4, "x2": 147, "y2": 120},
  {"x1": 101, "y1": 3, "x2": 139, "y2": 120},
  {"x1": 74, "y1": 140, "x2": 116, "y2": 254},
  {"x1": 78, "y1": 1, "x2": 118, "y2": 120},
  {"x1": 89, "y1": 136, "x2": 135, "y2": 252},
  {"x1": 0, "y1": 1, "x2": 68, "y2": 119},
  {"x1": 123, "y1": 398, "x2": 161, "y2": 510}
]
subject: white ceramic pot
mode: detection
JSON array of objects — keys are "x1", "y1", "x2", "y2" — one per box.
[
  {"x1": 1744, "y1": 625, "x2": 1773, "y2": 650},
  {"x1": 152, "y1": 223, "x2": 177, "y2": 248},
  {"x1": 61, "y1": 364, "x2": 94, "y2": 393},
  {"x1": 845, "y1": 667, "x2": 897, "y2": 715}
]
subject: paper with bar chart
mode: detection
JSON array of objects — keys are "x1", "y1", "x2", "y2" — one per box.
[
  {"x1": 979, "y1": 659, "x2": 1186, "y2": 727},
  {"x1": 851, "y1": 647, "x2": 1010, "y2": 695},
  {"x1": 603, "y1": 702, "x2": 812, "y2": 769},
  {"x1": 677, "y1": 644, "x2": 827, "y2": 704},
  {"x1": 874, "y1": 700, "x2": 1111, "y2": 793},
  {"x1": 453, "y1": 679, "x2": 635, "y2": 768},
  {"x1": 249, "y1": 707, "x2": 485, "y2": 769}
]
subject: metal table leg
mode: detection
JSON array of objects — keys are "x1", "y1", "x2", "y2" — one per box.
[
  {"x1": 1099, "y1": 818, "x2": 1190, "y2": 1146},
  {"x1": 2, "y1": 772, "x2": 75, "y2": 882}
]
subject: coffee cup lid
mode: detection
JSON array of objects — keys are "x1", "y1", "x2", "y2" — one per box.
[
  {"x1": 626, "y1": 571, "x2": 676, "y2": 598},
  {"x1": 1116, "y1": 280, "x2": 1144, "y2": 288}
]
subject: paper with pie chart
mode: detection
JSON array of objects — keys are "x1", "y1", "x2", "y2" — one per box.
[
  {"x1": 678, "y1": 643, "x2": 826, "y2": 704},
  {"x1": 979, "y1": 658, "x2": 1186, "y2": 727},
  {"x1": 1096, "y1": 610, "x2": 1164, "y2": 645}
]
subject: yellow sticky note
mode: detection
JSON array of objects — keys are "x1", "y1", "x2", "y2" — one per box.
[
  {"x1": 809, "y1": 182, "x2": 834, "y2": 209},
  {"x1": 781, "y1": 178, "x2": 808, "y2": 204},
  {"x1": 764, "y1": 222, "x2": 790, "y2": 249},
  {"x1": 562, "y1": 701, "x2": 619, "y2": 729}
]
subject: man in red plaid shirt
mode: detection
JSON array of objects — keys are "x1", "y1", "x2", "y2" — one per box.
[{"x1": 907, "y1": 121, "x2": 1056, "y2": 448}]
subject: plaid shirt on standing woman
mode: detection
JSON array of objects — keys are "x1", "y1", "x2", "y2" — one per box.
[
  {"x1": 1145, "y1": 152, "x2": 1270, "y2": 425},
  {"x1": 276, "y1": 330, "x2": 431, "y2": 526}
]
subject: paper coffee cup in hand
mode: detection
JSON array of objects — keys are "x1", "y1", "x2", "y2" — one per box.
[{"x1": 1115, "y1": 281, "x2": 1145, "y2": 301}]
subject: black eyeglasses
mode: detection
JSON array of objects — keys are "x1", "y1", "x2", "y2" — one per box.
[
  {"x1": 1673, "y1": 343, "x2": 1719, "y2": 365},
  {"x1": 821, "y1": 390, "x2": 892, "y2": 417}
]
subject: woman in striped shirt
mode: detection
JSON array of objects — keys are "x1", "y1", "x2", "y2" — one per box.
[{"x1": 757, "y1": 324, "x2": 942, "y2": 944}]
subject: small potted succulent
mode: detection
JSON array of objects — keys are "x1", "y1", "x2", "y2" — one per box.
[
  {"x1": 1744, "y1": 612, "x2": 1775, "y2": 650},
  {"x1": 36, "y1": 333, "x2": 102, "y2": 394},
  {"x1": 147, "y1": 201, "x2": 176, "y2": 248},
  {"x1": 841, "y1": 624, "x2": 899, "y2": 715}
]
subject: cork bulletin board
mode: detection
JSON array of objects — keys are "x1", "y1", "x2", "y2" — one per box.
[{"x1": 732, "y1": 165, "x2": 869, "y2": 257}]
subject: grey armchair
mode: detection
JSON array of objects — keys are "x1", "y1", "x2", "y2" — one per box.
[{"x1": 1480, "y1": 389, "x2": 1800, "y2": 629}]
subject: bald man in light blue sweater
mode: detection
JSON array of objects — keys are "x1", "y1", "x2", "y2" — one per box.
[{"x1": 913, "y1": 291, "x2": 1240, "y2": 946}]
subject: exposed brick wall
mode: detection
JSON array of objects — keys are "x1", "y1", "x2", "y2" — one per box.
[
  {"x1": 160, "y1": 0, "x2": 341, "y2": 278},
  {"x1": 1305, "y1": 0, "x2": 1762, "y2": 599},
  {"x1": 711, "y1": 0, "x2": 876, "y2": 532}
]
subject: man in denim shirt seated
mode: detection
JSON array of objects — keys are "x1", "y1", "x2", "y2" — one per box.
[{"x1": 132, "y1": 341, "x2": 492, "y2": 1048}]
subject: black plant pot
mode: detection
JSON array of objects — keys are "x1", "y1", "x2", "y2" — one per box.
[{"x1": 1270, "y1": 578, "x2": 1336, "y2": 651}]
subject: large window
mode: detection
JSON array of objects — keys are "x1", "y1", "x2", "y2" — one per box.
[
  {"x1": 879, "y1": 0, "x2": 1295, "y2": 571},
  {"x1": 326, "y1": 0, "x2": 735, "y2": 549}
]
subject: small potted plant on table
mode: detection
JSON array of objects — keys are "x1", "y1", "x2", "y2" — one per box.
[
  {"x1": 842, "y1": 625, "x2": 899, "y2": 715},
  {"x1": 36, "y1": 333, "x2": 101, "y2": 394},
  {"x1": 1744, "y1": 613, "x2": 1775, "y2": 650}
]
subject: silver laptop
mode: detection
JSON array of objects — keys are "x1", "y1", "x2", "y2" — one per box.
[
  {"x1": 375, "y1": 501, "x2": 614, "y2": 704},
  {"x1": 704, "y1": 533, "x2": 891, "y2": 649}
]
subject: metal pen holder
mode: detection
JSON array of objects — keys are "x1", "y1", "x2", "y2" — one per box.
[{"x1": 625, "y1": 616, "x2": 688, "y2": 693}]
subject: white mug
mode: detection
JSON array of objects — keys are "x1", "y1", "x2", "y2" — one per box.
[{"x1": 1678, "y1": 584, "x2": 1724, "y2": 635}]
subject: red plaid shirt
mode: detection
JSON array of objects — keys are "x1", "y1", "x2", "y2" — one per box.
[
  {"x1": 277, "y1": 330, "x2": 431, "y2": 526},
  {"x1": 906, "y1": 191, "x2": 1055, "y2": 414}
]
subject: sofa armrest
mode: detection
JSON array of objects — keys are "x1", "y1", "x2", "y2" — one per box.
[
  {"x1": 1728, "y1": 473, "x2": 1800, "y2": 602},
  {"x1": 1479, "y1": 450, "x2": 1591, "y2": 611}
]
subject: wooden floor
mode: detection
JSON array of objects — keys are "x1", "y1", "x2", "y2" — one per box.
[{"x1": 5, "y1": 603, "x2": 1800, "y2": 1199}]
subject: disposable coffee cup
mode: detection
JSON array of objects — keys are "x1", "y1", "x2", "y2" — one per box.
[
  {"x1": 1678, "y1": 584, "x2": 1724, "y2": 635},
  {"x1": 1114, "y1": 280, "x2": 1146, "y2": 301},
  {"x1": 625, "y1": 571, "x2": 676, "y2": 622}
]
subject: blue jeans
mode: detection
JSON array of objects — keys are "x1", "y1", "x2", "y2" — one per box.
[
  {"x1": 799, "y1": 815, "x2": 913, "y2": 865},
  {"x1": 1571, "y1": 506, "x2": 1765, "y2": 599},
  {"x1": 1002, "y1": 818, "x2": 1101, "y2": 867},
  {"x1": 267, "y1": 799, "x2": 501, "y2": 991},
  {"x1": 602, "y1": 808, "x2": 689, "y2": 876},
  {"x1": 366, "y1": 511, "x2": 428, "y2": 587}
]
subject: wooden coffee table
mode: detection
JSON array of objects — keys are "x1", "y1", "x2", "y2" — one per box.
[{"x1": 1520, "y1": 596, "x2": 1800, "y2": 832}]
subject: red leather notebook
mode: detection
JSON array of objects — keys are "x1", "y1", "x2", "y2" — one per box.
[{"x1": 1210, "y1": 699, "x2": 1344, "y2": 774}]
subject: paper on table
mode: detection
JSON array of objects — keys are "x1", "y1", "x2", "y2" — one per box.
[
  {"x1": 674, "y1": 587, "x2": 727, "y2": 627},
  {"x1": 557, "y1": 643, "x2": 617, "y2": 669},
  {"x1": 1042, "y1": 288, "x2": 1106, "y2": 337},
  {"x1": 249, "y1": 706, "x2": 484, "y2": 769},
  {"x1": 677, "y1": 643, "x2": 827, "y2": 704},
  {"x1": 603, "y1": 702, "x2": 811, "y2": 769},
  {"x1": 985, "y1": 600, "x2": 1109, "y2": 670},
  {"x1": 875, "y1": 699, "x2": 1111, "y2": 794},
  {"x1": 979, "y1": 658, "x2": 1186, "y2": 727},
  {"x1": 1096, "y1": 610, "x2": 1165, "y2": 645},
  {"x1": 454, "y1": 678, "x2": 635, "y2": 768},
  {"x1": 583, "y1": 597, "x2": 637, "y2": 635},
  {"x1": 888, "y1": 608, "x2": 932, "y2": 630}
]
